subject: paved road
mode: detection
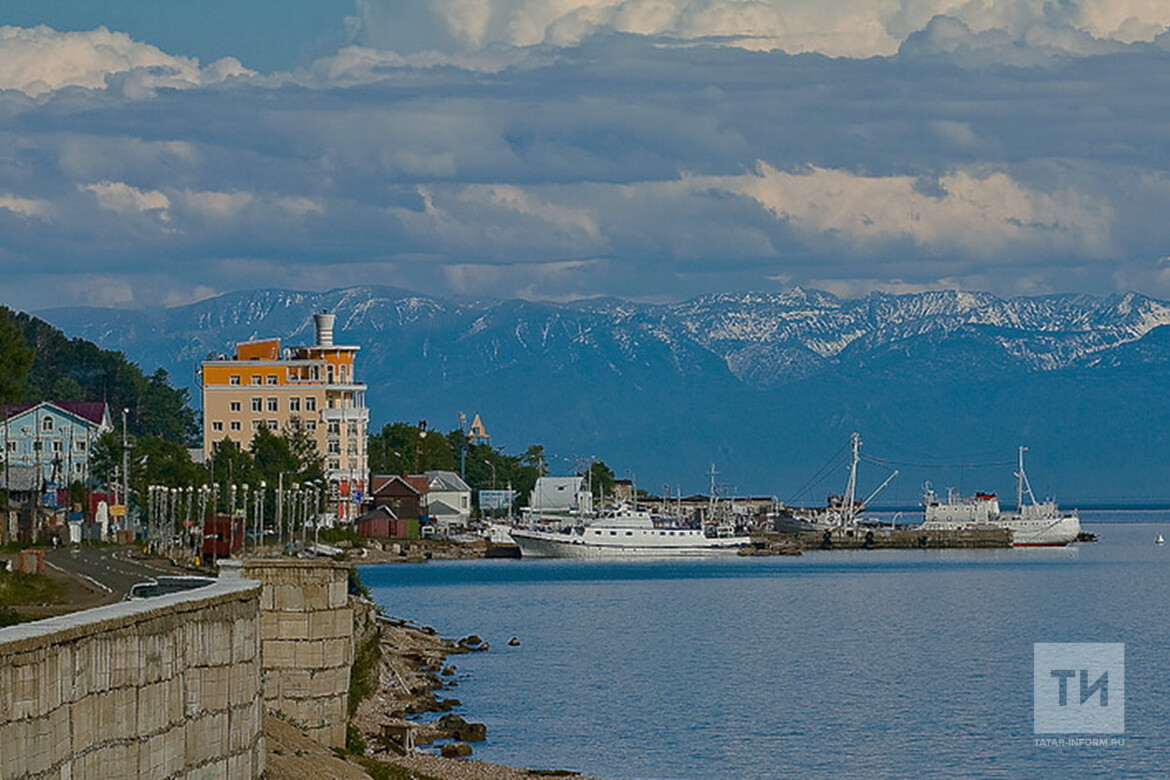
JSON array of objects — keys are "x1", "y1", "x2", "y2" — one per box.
[{"x1": 44, "y1": 547, "x2": 179, "y2": 598}]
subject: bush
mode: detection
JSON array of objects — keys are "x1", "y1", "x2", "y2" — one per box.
[
  {"x1": 348, "y1": 630, "x2": 382, "y2": 716},
  {"x1": 345, "y1": 722, "x2": 368, "y2": 754}
]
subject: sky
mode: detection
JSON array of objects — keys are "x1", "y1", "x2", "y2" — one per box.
[{"x1": 3, "y1": 1, "x2": 1170, "y2": 310}]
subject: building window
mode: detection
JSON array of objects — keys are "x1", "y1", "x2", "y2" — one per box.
[
  {"x1": 33, "y1": 441, "x2": 42, "y2": 451},
  {"x1": 347, "y1": 423, "x2": 358, "y2": 437},
  {"x1": 74, "y1": 463, "x2": 83, "y2": 474},
  {"x1": 229, "y1": 375, "x2": 241, "y2": 385},
  {"x1": 252, "y1": 420, "x2": 262, "y2": 430},
  {"x1": 52, "y1": 441, "x2": 62, "y2": 452},
  {"x1": 6, "y1": 442, "x2": 15, "y2": 452},
  {"x1": 75, "y1": 440, "x2": 86, "y2": 451},
  {"x1": 328, "y1": 441, "x2": 341, "y2": 454},
  {"x1": 327, "y1": 365, "x2": 335, "y2": 383},
  {"x1": 289, "y1": 397, "x2": 300, "y2": 412},
  {"x1": 347, "y1": 442, "x2": 357, "y2": 454},
  {"x1": 41, "y1": 416, "x2": 53, "y2": 432},
  {"x1": 251, "y1": 398, "x2": 262, "y2": 412},
  {"x1": 212, "y1": 421, "x2": 224, "y2": 432},
  {"x1": 329, "y1": 459, "x2": 340, "y2": 470},
  {"x1": 251, "y1": 375, "x2": 261, "y2": 385},
  {"x1": 229, "y1": 401, "x2": 241, "y2": 412},
  {"x1": 305, "y1": 397, "x2": 316, "y2": 412},
  {"x1": 230, "y1": 421, "x2": 241, "y2": 431},
  {"x1": 267, "y1": 398, "x2": 278, "y2": 412},
  {"x1": 266, "y1": 375, "x2": 277, "y2": 385},
  {"x1": 267, "y1": 420, "x2": 278, "y2": 430},
  {"x1": 306, "y1": 420, "x2": 317, "y2": 431},
  {"x1": 327, "y1": 422, "x2": 339, "y2": 436}
]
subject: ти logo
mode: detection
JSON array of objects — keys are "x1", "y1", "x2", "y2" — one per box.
[{"x1": 1034, "y1": 643, "x2": 1125, "y2": 734}]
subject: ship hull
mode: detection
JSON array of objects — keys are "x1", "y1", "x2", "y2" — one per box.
[{"x1": 510, "y1": 529, "x2": 750, "y2": 558}]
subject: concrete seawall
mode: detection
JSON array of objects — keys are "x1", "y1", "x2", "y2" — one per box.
[
  {"x1": 219, "y1": 560, "x2": 354, "y2": 748},
  {"x1": 0, "y1": 579, "x2": 265, "y2": 780}
]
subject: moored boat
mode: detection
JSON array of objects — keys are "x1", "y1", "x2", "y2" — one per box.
[
  {"x1": 510, "y1": 503, "x2": 751, "y2": 558},
  {"x1": 917, "y1": 447, "x2": 1081, "y2": 547}
]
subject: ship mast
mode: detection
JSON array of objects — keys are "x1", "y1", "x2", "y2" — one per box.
[
  {"x1": 843, "y1": 432, "x2": 860, "y2": 526},
  {"x1": 707, "y1": 463, "x2": 719, "y2": 522},
  {"x1": 1015, "y1": 445, "x2": 1036, "y2": 509}
]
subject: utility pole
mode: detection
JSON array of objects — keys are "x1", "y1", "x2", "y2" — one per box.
[{"x1": 121, "y1": 408, "x2": 130, "y2": 516}]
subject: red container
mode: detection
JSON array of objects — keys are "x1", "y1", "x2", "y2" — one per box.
[{"x1": 201, "y1": 514, "x2": 244, "y2": 558}]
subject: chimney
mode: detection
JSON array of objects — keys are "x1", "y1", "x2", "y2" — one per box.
[{"x1": 314, "y1": 311, "x2": 335, "y2": 347}]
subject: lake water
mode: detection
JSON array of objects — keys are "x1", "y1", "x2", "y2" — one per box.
[{"x1": 360, "y1": 512, "x2": 1170, "y2": 779}]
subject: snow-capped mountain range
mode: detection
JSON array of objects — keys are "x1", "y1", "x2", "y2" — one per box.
[{"x1": 37, "y1": 286, "x2": 1170, "y2": 501}]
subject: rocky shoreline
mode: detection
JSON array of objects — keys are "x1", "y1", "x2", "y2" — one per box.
[{"x1": 350, "y1": 610, "x2": 602, "y2": 780}]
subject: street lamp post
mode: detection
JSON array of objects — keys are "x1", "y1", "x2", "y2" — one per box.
[
  {"x1": 256, "y1": 481, "x2": 266, "y2": 553},
  {"x1": 121, "y1": 408, "x2": 129, "y2": 514}
]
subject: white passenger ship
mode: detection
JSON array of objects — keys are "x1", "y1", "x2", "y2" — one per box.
[
  {"x1": 510, "y1": 504, "x2": 751, "y2": 558},
  {"x1": 918, "y1": 447, "x2": 1081, "y2": 547}
]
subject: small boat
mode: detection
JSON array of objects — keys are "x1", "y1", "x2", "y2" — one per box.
[
  {"x1": 1157, "y1": 534, "x2": 1165, "y2": 545},
  {"x1": 510, "y1": 503, "x2": 751, "y2": 558}
]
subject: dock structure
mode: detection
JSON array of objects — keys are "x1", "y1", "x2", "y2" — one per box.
[{"x1": 757, "y1": 525, "x2": 1013, "y2": 551}]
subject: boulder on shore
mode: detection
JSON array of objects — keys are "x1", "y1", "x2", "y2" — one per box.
[
  {"x1": 437, "y1": 713, "x2": 488, "y2": 742},
  {"x1": 441, "y1": 741, "x2": 473, "y2": 758}
]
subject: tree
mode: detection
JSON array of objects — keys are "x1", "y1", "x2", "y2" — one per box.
[
  {"x1": 206, "y1": 438, "x2": 255, "y2": 498},
  {"x1": 282, "y1": 421, "x2": 325, "y2": 484},
  {"x1": 368, "y1": 422, "x2": 456, "y2": 474},
  {"x1": 137, "y1": 369, "x2": 199, "y2": 445},
  {"x1": 584, "y1": 460, "x2": 616, "y2": 505},
  {"x1": 0, "y1": 308, "x2": 33, "y2": 404},
  {"x1": 131, "y1": 435, "x2": 205, "y2": 500},
  {"x1": 89, "y1": 431, "x2": 125, "y2": 494},
  {"x1": 49, "y1": 377, "x2": 83, "y2": 402},
  {"x1": 522, "y1": 445, "x2": 547, "y2": 477}
]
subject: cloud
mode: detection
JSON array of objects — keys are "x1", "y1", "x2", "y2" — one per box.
[
  {"x1": 176, "y1": 189, "x2": 255, "y2": 219},
  {"x1": 0, "y1": 25, "x2": 252, "y2": 97},
  {"x1": 4, "y1": 17, "x2": 1170, "y2": 309},
  {"x1": 349, "y1": 1, "x2": 1170, "y2": 58},
  {"x1": 0, "y1": 194, "x2": 52, "y2": 219},
  {"x1": 720, "y1": 163, "x2": 1112, "y2": 259},
  {"x1": 80, "y1": 180, "x2": 171, "y2": 220}
]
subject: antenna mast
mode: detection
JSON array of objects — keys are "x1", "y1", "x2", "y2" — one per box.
[
  {"x1": 1016, "y1": 445, "x2": 1036, "y2": 509},
  {"x1": 843, "y1": 432, "x2": 860, "y2": 526}
]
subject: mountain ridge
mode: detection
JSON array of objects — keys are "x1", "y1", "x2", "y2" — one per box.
[{"x1": 34, "y1": 285, "x2": 1170, "y2": 500}]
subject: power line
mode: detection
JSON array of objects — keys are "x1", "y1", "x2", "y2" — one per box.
[{"x1": 861, "y1": 454, "x2": 1014, "y2": 470}]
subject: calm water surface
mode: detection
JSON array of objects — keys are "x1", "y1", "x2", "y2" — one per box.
[{"x1": 360, "y1": 512, "x2": 1170, "y2": 779}]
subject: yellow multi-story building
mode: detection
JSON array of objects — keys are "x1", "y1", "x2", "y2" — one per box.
[{"x1": 200, "y1": 312, "x2": 369, "y2": 518}]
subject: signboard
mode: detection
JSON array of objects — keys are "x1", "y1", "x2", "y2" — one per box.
[
  {"x1": 110, "y1": 504, "x2": 127, "y2": 517},
  {"x1": 479, "y1": 490, "x2": 514, "y2": 510}
]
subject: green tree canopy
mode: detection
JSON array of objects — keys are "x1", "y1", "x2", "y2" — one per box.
[
  {"x1": 368, "y1": 422, "x2": 456, "y2": 475},
  {"x1": 0, "y1": 308, "x2": 34, "y2": 404},
  {"x1": 8, "y1": 309, "x2": 197, "y2": 445}
]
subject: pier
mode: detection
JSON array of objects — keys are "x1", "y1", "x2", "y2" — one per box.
[{"x1": 756, "y1": 525, "x2": 1013, "y2": 551}]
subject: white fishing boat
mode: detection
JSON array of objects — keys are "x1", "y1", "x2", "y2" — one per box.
[
  {"x1": 918, "y1": 447, "x2": 1081, "y2": 547},
  {"x1": 510, "y1": 503, "x2": 751, "y2": 558},
  {"x1": 1156, "y1": 534, "x2": 1164, "y2": 546}
]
